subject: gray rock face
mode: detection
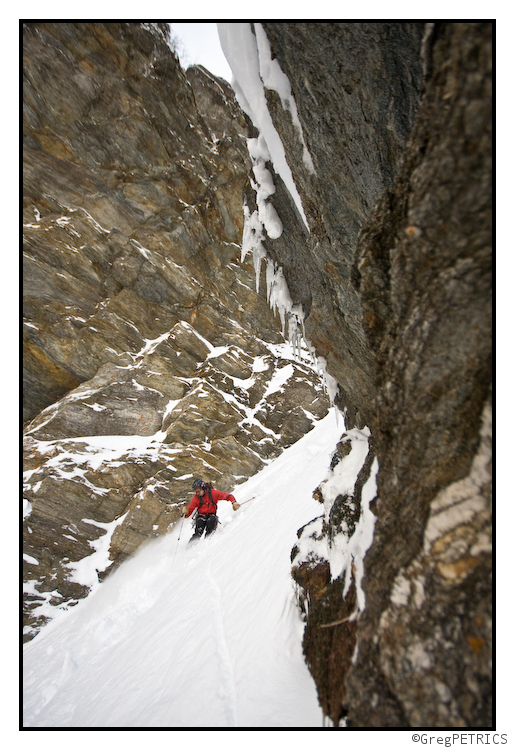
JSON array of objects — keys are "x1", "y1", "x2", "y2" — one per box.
[
  {"x1": 229, "y1": 22, "x2": 491, "y2": 727},
  {"x1": 345, "y1": 23, "x2": 492, "y2": 728},
  {"x1": 260, "y1": 22, "x2": 425, "y2": 415},
  {"x1": 22, "y1": 23, "x2": 331, "y2": 641}
]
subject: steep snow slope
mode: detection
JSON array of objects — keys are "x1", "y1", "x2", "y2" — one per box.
[{"x1": 23, "y1": 409, "x2": 346, "y2": 728}]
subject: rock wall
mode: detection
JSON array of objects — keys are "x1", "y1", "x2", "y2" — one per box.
[
  {"x1": 222, "y1": 22, "x2": 492, "y2": 727},
  {"x1": 22, "y1": 23, "x2": 331, "y2": 641},
  {"x1": 259, "y1": 22, "x2": 425, "y2": 417}
]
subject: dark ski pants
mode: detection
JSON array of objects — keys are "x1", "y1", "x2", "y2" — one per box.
[{"x1": 190, "y1": 513, "x2": 218, "y2": 541}]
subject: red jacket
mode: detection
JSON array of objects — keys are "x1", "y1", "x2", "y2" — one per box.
[{"x1": 185, "y1": 488, "x2": 236, "y2": 518}]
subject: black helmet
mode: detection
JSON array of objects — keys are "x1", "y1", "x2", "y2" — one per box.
[{"x1": 192, "y1": 478, "x2": 205, "y2": 490}]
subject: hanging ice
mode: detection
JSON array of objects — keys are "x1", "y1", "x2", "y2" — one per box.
[
  {"x1": 218, "y1": 22, "x2": 339, "y2": 404},
  {"x1": 266, "y1": 260, "x2": 292, "y2": 335},
  {"x1": 253, "y1": 23, "x2": 315, "y2": 174},
  {"x1": 317, "y1": 357, "x2": 339, "y2": 404},
  {"x1": 241, "y1": 203, "x2": 267, "y2": 292},
  {"x1": 250, "y1": 138, "x2": 283, "y2": 240},
  {"x1": 217, "y1": 22, "x2": 310, "y2": 230},
  {"x1": 241, "y1": 134, "x2": 283, "y2": 293}
]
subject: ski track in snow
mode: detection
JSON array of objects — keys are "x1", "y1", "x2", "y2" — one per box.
[
  {"x1": 23, "y1": 410, "x2": 346, "y2": 728},
  {"x1": 206, "y1": 562, "x2": 238, "y2": 727}
]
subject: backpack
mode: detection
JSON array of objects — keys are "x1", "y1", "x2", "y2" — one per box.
[{"x1": 196, "y1": 484, "x2": 217, "y2": 516}]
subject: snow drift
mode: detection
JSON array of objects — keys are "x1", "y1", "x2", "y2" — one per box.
[{"x1": 24, "y1": 409, "x2": 348, "y2": 728}]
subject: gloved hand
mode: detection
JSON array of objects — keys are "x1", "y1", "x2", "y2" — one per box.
[
  {"x1": 232, "y1": 503, "x2": 240, "y2": 511},
  {"x1": 181, "y1": 508, "x2": 188, "y2": 517}
]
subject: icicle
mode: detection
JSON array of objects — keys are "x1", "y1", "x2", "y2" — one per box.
[
  {"x1": 253, "y1": 247, "x2": 266, "y2": 292},
  {"x1": 242, "y1": 203, "x2": 266, "y2": 292},
  {"x1": 266, "y1": 260, "x2": 293, "y2": 337},
  {"x1": 290, "y1": 304, "x2": 305, "y2": 359},
  {"x1": 317, "y1": 356, "x2": 339, "y2": 405}
]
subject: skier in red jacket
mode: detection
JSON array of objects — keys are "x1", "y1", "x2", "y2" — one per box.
[{"x1": 183, "y1": 478, "x2": 240, "y2": 541}]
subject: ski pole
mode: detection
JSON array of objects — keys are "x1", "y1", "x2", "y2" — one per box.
[
  {"x1": 171, "y1": 515, "x2": 184, "y2": 570},
  {"x1": 239, "y1": 496, "x2": 256, "y2": 506}
]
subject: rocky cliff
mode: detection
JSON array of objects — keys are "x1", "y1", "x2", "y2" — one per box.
[
  {"x1": 219, "y1": 22, "x2": 491, "y2": 727},
  {"x1": 22, "y1": 23, "x2": 330, "y2": 641}
]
